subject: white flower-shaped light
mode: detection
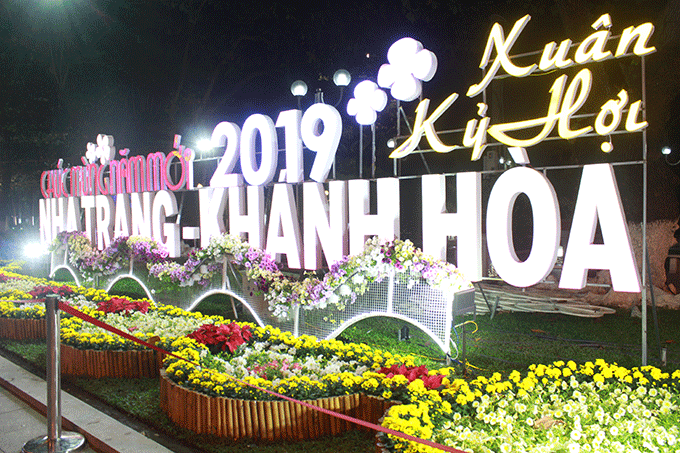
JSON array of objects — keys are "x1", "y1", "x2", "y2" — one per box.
[
  {"x1": 377, "y1": 37, "x2": 438, "y2": 102},
  {"x1": 85, "y1": 134, "x2": 116, "y2": 165},
  {"x1": 346, "y1": 80, "x2": 388, "y2": 126}
]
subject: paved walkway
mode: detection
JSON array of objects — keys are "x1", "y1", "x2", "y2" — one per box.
[{"x1": 0, "y1": 356, "x2": 175, "y2": 453}]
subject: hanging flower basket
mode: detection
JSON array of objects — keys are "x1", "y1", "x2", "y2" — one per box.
[
  {"x1": 0, "y1": 317, "x2": 46, "y2": 340},
  {"x1": 159, "y1": 370, "x2": 375, "y2": 441},
  {"x1": 60, "y1": 344, "x2": 163, "y2": 378}
]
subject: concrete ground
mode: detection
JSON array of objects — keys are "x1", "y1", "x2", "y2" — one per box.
[{"x1": 0, "y1": 355, "x2": 177, "y2": 453}]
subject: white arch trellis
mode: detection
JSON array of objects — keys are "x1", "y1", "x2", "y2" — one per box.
[{"x1": 49, "y1": 253, "x2": 475, "y2": 357}]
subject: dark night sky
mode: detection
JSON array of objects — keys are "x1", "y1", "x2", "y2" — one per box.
[
  {"x1": 1, "y1": 0, "x2": 676, "y2": 149},
  {"x1": 1, "y1": 0, "x2": 680, "y2": 223}
]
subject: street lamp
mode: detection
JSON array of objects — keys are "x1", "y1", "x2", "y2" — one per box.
[
  {"x1": 333, "y1": 69, "x2": 351, "y2": 87},
  {"x1": 290, "y1": 80, "x2": 308, "y2": 109},
  {"x1": 290, "y1": 69, "x2": 351, "y2": 108},
  {"x1": 662, "y1": 146, "x2": 680, "y2": 166}
]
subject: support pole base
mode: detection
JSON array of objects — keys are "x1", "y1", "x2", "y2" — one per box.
[{"x1": 22, "y1": 432, "x2": 86, "y2": 453}]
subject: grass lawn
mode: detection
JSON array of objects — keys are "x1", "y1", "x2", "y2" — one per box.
[{"x1": 2, "y1": 302, "x2": 678, "y2": 453}]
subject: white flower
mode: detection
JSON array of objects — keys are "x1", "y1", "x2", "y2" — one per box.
[
  {"x1": 377, "y1": 37, "x2": 438, "y2": 101},
  {"x1": 346, "y1": 80, "x2": 387, "y2": 125},
  {"x1": 338, "y1": 284, "x2": 352, "y2": 296},
  {"x1": 326, "y1": 293, "x2": 339, "y2": 306}
]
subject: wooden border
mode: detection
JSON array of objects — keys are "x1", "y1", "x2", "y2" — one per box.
[
  {"x1": 160, "y1": 371, "x2": 398, "y2": 441},
  {"x1": 60, "y1": 344, "x2": 162, "y2": 378},
  {"x1": 0, "y1": 318, "x2": 46, "y2": 340}
]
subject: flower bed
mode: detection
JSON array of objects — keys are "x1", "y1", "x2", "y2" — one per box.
[
  {"x1": 0, "y1": 267, "x2": 109, "y2": 340},
  {"x1": 378, "y1": 360, "x2": 680, "y2": 453},
  {"x1": 160, "y1": 370, "x2": 362, "y2": 440},
  {"x1": 0, "y1": 317, "x2": 45, "y2": 340},
  {"x1": 158, "y1": 323, "x2": 457, "y2": 440},
  {"x1": 161, "y1": 327, "x2": 425, "y2": 401},
  {"x1": 59, "y1": 298, "x2": 220, "y2": 378},
  {"x1": 61, "y1": 344, "x2": 162, "y2": 378}
]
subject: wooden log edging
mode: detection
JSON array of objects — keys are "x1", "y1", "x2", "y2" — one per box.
[
  {"x1": 0, "y1": 318, "x2": 46, "y2": 340},
  {"x1": 60, "y1": 344, "x2": 162, "y2": 378},
  {"x1": 160, "y1": 370, "x2": 398, "y2": 441}
]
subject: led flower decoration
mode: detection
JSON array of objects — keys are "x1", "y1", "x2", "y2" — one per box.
[
  {"x1": 85, "y1": 134, "x2": 116, "y2": 165},
  {"x1": 346, "y1": 80, "x2": 388, "y2": 126},
  {"x1": 377, "y1": 37, "x2": 438, "y2": 102}
]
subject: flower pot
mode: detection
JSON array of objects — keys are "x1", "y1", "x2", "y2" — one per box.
[
  {"x1": 60, "y1": 344, "x2": 163, "y2": 378},
  {"x1": 0, "y1": 318, "x2": 46, "y2": 340},
  {"x1": 160, "y1": 370, "x2": 363, "y2": 441}
]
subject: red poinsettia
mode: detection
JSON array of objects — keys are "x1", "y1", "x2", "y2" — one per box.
[
  {"x1": 97, "y1": 297, "x2": 150, "y2": 315},
  {"x1": 187, "y1": 322, "x2": 252, "y2": 354},
  {"x1": 378, "y1": 364, "x2": 444, "y2": 390},
  {"x1": 29, "y1": 285, "x2": 74, "y2": 300}
]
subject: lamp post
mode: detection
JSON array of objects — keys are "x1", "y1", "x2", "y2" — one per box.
[
  {"x1": 290, "y1": 69, "x2": 351, "y2": 179},
  {"x1": 662, "y1": 146, "x2": 680, "y2": 166},
  {"x1": 291, "y1": 69, "x2": 351, "y2": 108},
  {"x1": 290, "y1": 80, "x2": 308, "y2": 110}
]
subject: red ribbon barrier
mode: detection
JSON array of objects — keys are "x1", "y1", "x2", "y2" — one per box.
[{"x1": 57, "y1": 301, "x2": 466, "y2": 453}]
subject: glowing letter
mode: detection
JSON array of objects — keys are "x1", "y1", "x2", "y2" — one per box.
[
  {"x1": 348, "y1": 178, "x2": 400, "y2": 255},
  {"x1": 574, "y1": 15, "x2": 613, "y2": 64},
  {"x1": 467, "y1": 15, "x2": 537, "y2": 97},
  {"x1": 422, "y1": 173, "x2": 482, "y2": 281},
  {"x1": 198, "y1": 187, "x2": 228, "y2": 248},
  {"x1": 114, "y1": 194, "x2": 131, "y2": 238},
  {"x1": 228, "y1": 185, "x2": 265, "y2": 249},
  {"x1": 95, "y1": 195, "x2": 114, "y2": 249},
  {"x1": 130, "y1": 192, "x2": 153, "y2": 238},
  {"x1": 146, "y1": 152, "x2": 167, "y2": 191},
  {"x1": 49, "y1": 198, "x2": 68, "y2": 242},
  {"x1": 389, "y1": 93, "x2": 459, "y2": 159},
  {"x1": 303, "y1": 181, "x2": 348, "y2": 269},
  {"x1": 301, "y1": 104, "x2": 342, "y2": 183},
  {"x1": 559, "y1": 164, "x2": 641, "y2": 292},
  {"x1": 486, "y1": 167, "x2": 561, "y2": 287},
  {"x1": 39, "y1": 199, "x2": 52, "y2": 245},
  {"x1": 152, "y1": 190, "x2": 180, "y2": 258},
  {"x1": 615, "y1": 23, "x2": 656, "y2": 57},
  {"x1": 81, "y1": 196, "x2": 96, "y2": 244},
  {"x1": 240, "y1": 114, "x2": 278, "y2": 186},
  {"x1": 66, "y1": 197, "x2": 81, "y2": 233},
  {"x1": 266, "y1": 184, "x2": 302, "y2": 269},
  {"x1": 539, "y1": 40, "x2": 573, "y2": 71}
]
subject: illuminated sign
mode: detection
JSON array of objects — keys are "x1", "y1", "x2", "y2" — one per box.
[
  {"x1": 390, "y1": 14, "x2": 654, "y2": 160},
  {"x1": 39, "y1": 13, "x2": 652, "y2": 293}
]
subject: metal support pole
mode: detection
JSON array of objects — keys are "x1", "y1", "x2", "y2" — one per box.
[
  {"x1": 23, "y1": 295, "x2": 85, "y2": 453},
  {"x1": 359, "y1": 126, "x2": 363, "y2": 179},
  {"x1": 641, "y1": 55, "x2": 648, "y2": 366},
  {"x1": 371, "y1": 123, "x2": 376, "y2": 179},
  {"x1": 395, "y1": 100, "x2": 400, "y2": 177}
]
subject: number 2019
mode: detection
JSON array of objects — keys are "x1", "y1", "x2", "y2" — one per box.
[{"x1": 209, "y1": 104, "x2": 342, "y2": 188}]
